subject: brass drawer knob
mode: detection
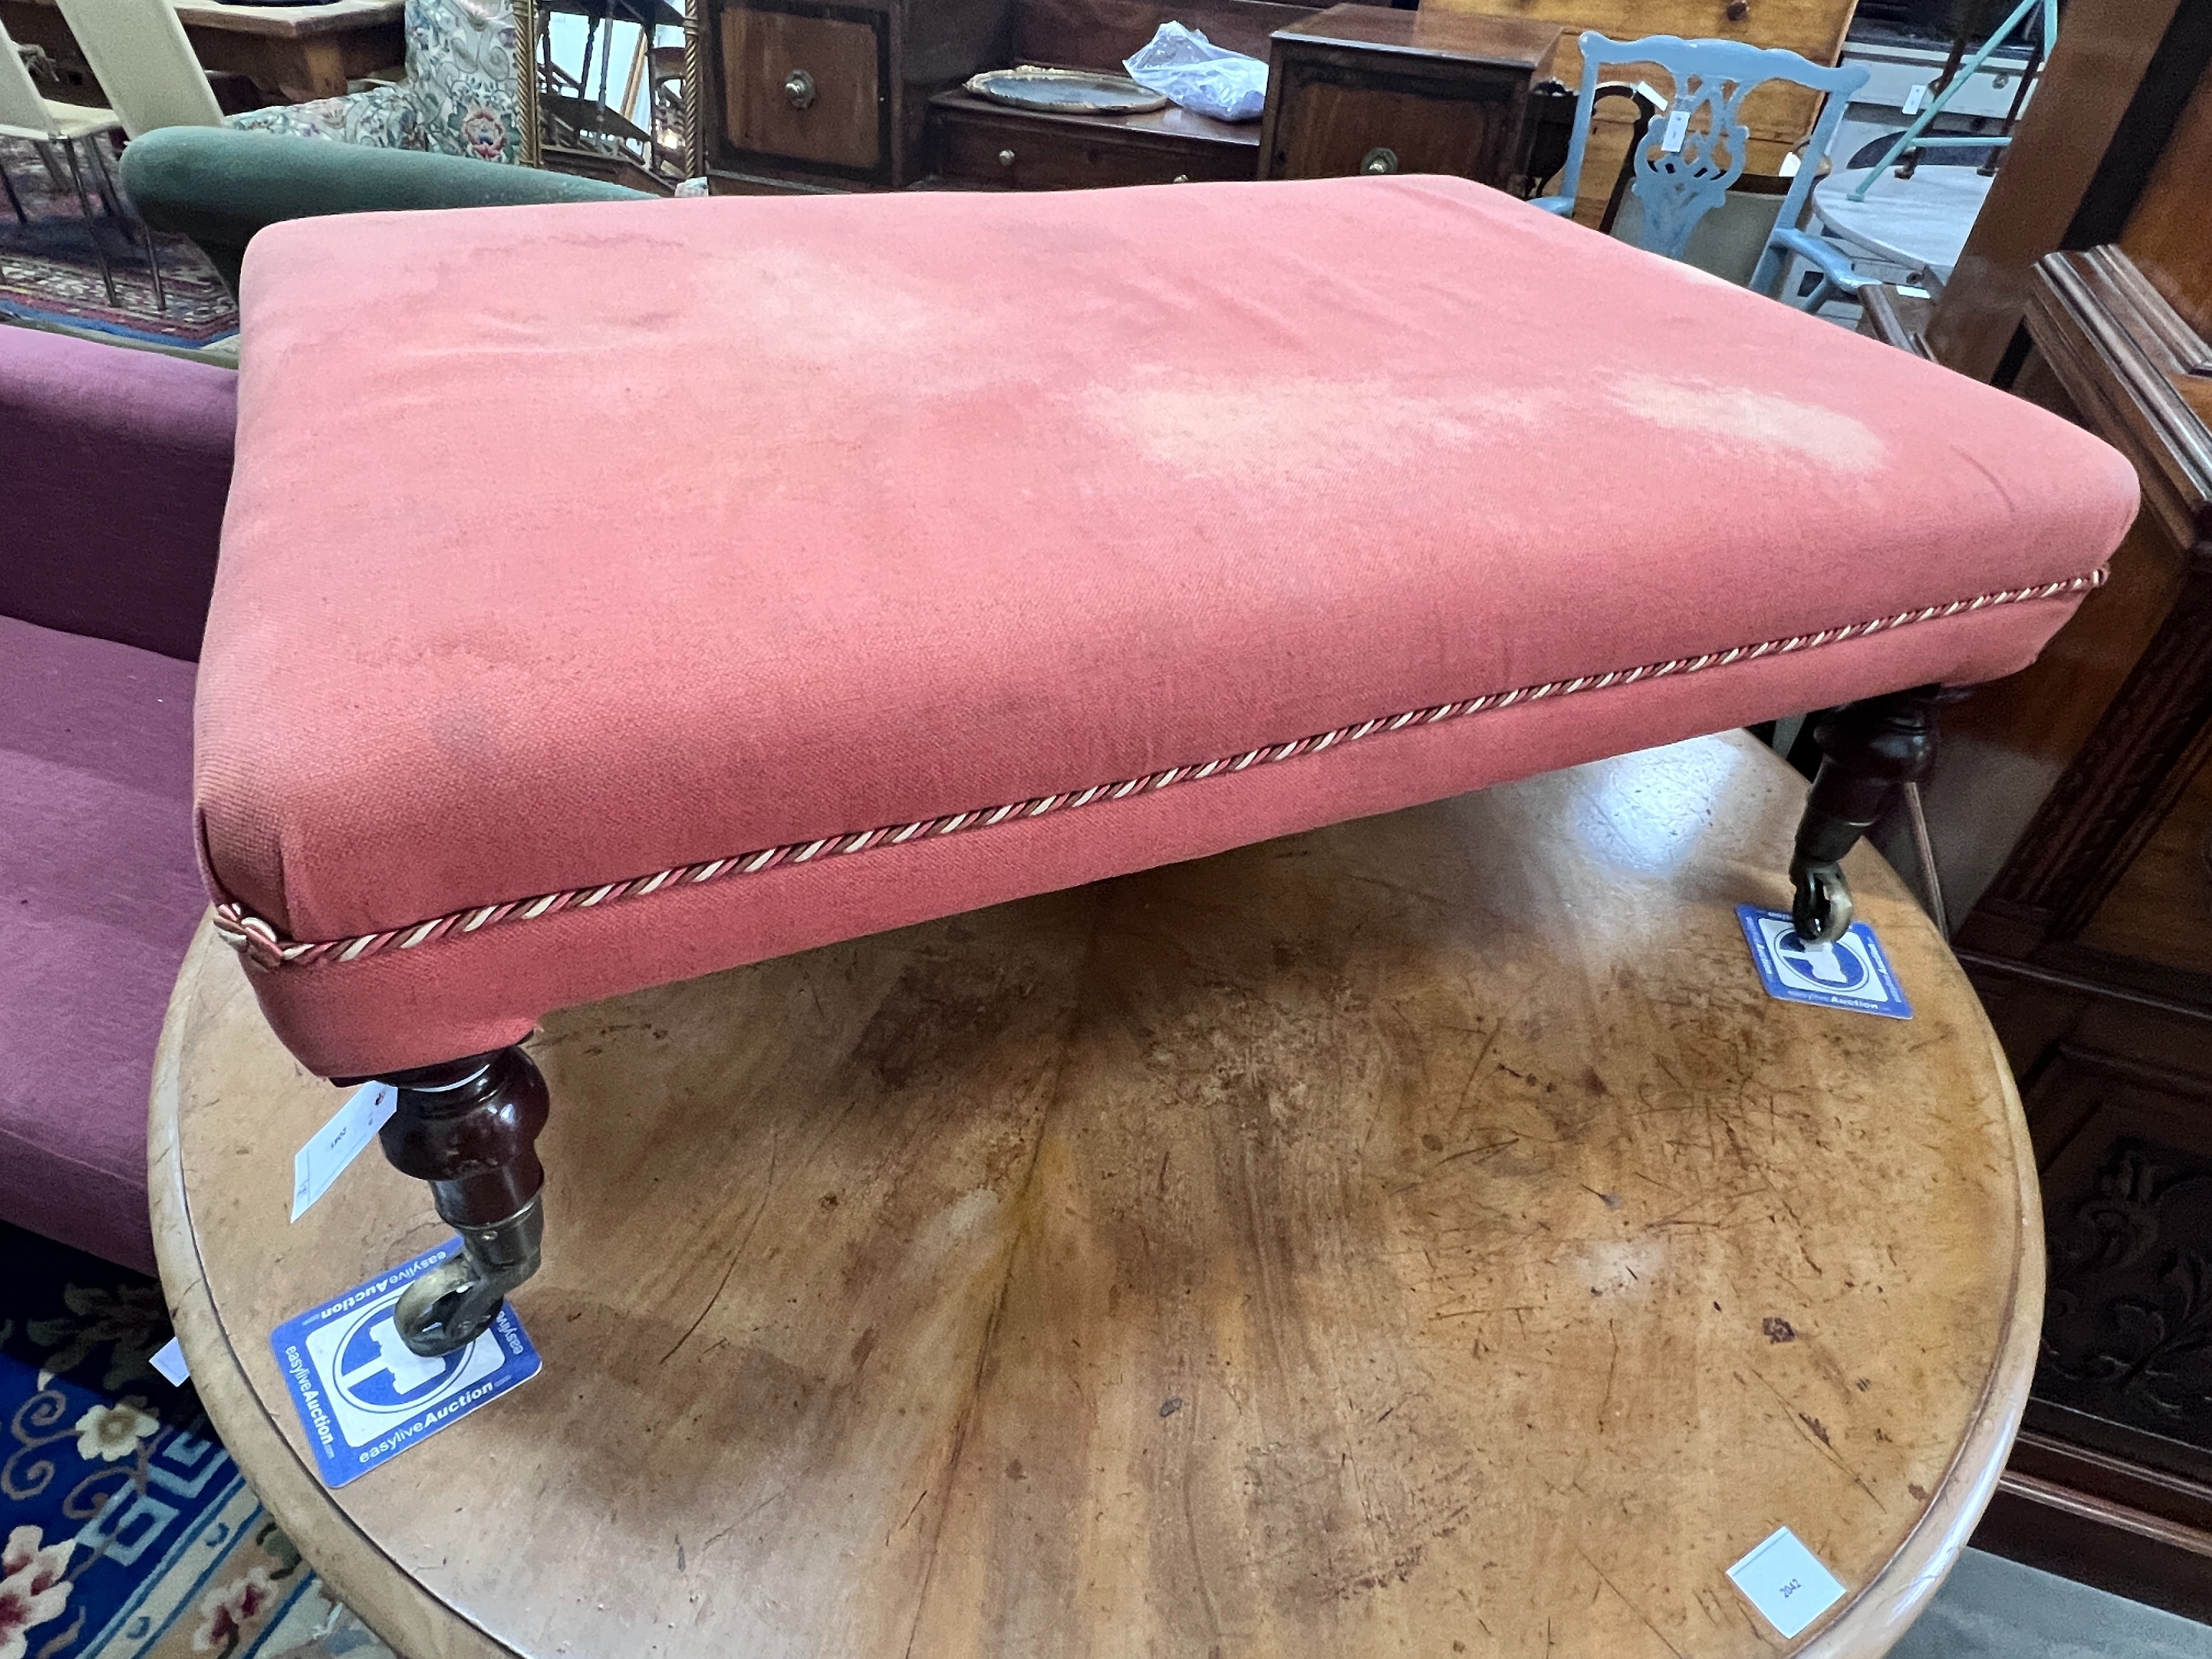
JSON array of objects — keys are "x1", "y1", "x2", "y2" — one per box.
[
  {"x1": 784, "y1": 68, "x2": 816, "y2": 109},
  {"x1": 998, "y1": 148, "x2": 1016, "y2": 167},
  {"x1": 1359, "y1": 145, "x2": 1399, "y2": 174}
]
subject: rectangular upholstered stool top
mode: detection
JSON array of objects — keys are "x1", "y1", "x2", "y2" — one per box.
[{"x1": 198, "y1": 176, "x2": 2136, "y2": 1076}]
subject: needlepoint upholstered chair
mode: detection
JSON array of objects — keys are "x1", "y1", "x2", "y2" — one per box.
[
  {"x1": 225, "y1": 0, "x2": 523, "y2": 162},
  {"x1": 56, "y1": 0, "x2": 523, "y2": 162},
  {"x1": 196, "y1": 177, "x2": 2140, "y2": 1358}
]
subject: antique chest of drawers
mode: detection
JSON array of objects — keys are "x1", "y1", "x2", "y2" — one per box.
[
  {"x1": 1258, "y1": 4, "x2": 1560, "y2": 189},
  {"x1": 696, "y1": 0, "x2": 1011, "y2": 189}
]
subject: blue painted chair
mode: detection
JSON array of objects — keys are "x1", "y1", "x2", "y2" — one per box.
[{"x1": 1534, "y1": 33, "x2": 1870, "y2": 311}]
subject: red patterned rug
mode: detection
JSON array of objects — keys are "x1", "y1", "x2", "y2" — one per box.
[{"x1": 0, "y1": 138, "x2": 238, "y2": 348}]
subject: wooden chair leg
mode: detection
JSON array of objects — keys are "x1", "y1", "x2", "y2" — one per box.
[
  {"x1": 370, "y1": 1046, "x2": 550, "y2": 1357},
  {"x1": 1788, "y1": 684, "x2": 1946, "y2": 944}
]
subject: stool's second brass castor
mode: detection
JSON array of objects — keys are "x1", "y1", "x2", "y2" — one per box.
[{"x1": 1787, "y1": 685, "x2": 1948, "y2": 945}]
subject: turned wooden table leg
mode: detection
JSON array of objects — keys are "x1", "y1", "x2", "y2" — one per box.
[
  {"x1": 1788, "y1": 684, "x2": 1948, "y2": 945},
  {"x1": 370, "y1": 1046, "x2": 550, "y2": 1357}
]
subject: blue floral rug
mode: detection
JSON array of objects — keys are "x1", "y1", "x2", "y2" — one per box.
[{"x1": 0, "y1": 1223, "x2": 392, "y2": 1659}]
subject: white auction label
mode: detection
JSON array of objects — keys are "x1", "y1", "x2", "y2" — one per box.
[
  {"x1": 1727, "y1": 1526, "x2": 1847, "y2": 1638},
  {"x1": 150, "y1": 1336, "x2": 191, "y2": 1385},
  {"x1": 1660, "y1": 108, "x2": 1691, "y2": 153},
  {"x1": 291, "y1": 1082, "x2": 399, "y2": 1222},
  {"x1": 1903, "y1": 81, "x2": 1930, "y2": 115}
]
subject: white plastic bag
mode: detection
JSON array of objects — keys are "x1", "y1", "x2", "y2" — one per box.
[{"x1": 1124, "y1": 22, "x2": 1268, "y2": 123}]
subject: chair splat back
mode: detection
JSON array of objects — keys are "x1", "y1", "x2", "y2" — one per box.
[
  {"x1": 53, "y1": 0, "x2": 224, "y2": 137},
  {"x1": 1538, "y1": 33, "x2": 1866, "y2": 300}
]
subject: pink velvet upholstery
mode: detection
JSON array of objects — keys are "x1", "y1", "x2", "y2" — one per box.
[{"x1": 197, "y1": 176, "x2": 2137, "y2": 1077}]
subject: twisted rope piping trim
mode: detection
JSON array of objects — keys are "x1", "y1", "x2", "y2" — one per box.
[{"x1": 212, "y1": 569, "x2": 2108, "y2": 971}]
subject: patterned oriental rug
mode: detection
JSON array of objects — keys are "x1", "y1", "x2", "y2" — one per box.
[
  {"x1": 0, "y1": 139, "x2": 238, "y2": 349},
  {"x1": 0, "y1": 1223, "x2": 391, "y2": 1659}
]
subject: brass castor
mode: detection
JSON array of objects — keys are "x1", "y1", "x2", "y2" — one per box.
[
  {"x1": 393, "y1": 1197, "x2": 544, "y2": 1356},
  {"x1": 369, "y1": 1046, "x2": 551, "y2": 1358},
  {"x1": 1786, "y1": 684, "x2": 1947, "y2": 946}
]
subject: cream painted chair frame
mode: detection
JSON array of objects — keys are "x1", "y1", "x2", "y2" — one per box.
[
  {"x1": 0, "y1": 19, "x2": 163, "y2": 308},
  {"x1": 50, "y1": 0, "x2": 225, "y2": 138}
]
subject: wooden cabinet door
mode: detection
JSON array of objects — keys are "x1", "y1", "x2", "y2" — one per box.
[
  {"x1": 719, "y1": 2, "x2": 886, "y2": 174},
  {"x1": 1268, "y1": 61, "x2": 1530, "y2": 182}
]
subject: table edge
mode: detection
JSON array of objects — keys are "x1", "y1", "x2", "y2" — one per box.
[{"x1": 1793, "y1": 1022, "x2": 2044, "y2": 1656}]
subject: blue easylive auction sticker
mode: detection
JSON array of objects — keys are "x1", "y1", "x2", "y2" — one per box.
[
  {"x1": 1736, "y1": 905, "x2": 1914, "y2": 1020},
  {"x1": 269, "y1": 1241, "x2": 540, "y2": 1488}
]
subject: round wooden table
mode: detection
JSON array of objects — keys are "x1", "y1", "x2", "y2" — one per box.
[{"x1": 152, "y1": 731, "x2": 2040, "y2": 1659}]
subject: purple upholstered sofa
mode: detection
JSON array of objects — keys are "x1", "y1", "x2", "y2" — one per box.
[{"x1": 1, "y1": 327, "x2": 233, "y2": 1272}]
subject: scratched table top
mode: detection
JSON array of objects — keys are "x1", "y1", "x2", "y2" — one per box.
[{"x1": 154, "y1": 730, "x2": 2038, "y2": 1659}]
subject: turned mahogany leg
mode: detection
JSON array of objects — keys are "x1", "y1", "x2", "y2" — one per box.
[
  {"x1": 1787, "y1": 685, "x2": 1947, "y2": 945},
  {"x1": 371, "y1": 1046, "x2": 550, "y2": 1357}
]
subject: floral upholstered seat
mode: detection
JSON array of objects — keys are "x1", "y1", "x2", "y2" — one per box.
[{"x1": 225, "y1": 0, "x2": 520, "y2": 163}]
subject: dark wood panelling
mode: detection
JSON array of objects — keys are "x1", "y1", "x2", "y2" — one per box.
[
  {"x1": 2030, "y1": 1049, "x2": 2212, "y2": 1481},
  {"x1": 1954, "y1": 959, "x2": 2212, "y2": 1617},
  {"x1": 2078, "y1": 751, "x2": 2212, "y2": 974},
  {"x1": 1931, "y1": 230, "x2": 2212, "y2": 1612}
]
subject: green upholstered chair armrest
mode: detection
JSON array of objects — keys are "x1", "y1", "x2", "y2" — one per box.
[{"x1": 119, "y1": 127, "x2": 649, "y2": 292}]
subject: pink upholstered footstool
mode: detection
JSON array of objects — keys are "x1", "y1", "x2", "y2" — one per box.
[{"x1": 197, "y1": 175, "x2": 2135, "y2": 1353}]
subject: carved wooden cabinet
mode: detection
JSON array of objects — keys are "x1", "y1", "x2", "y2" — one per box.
[
  {"x1": 1957, "y1": 250, "x2": 2212, "y2": 1618},
  {"x1": 1896, "y1": 21, "x2": 2212, "y2": 1611},
  {"x1": 694, "y1": 0, "x2": 1011, "y2": 188},
  {"x1": 1258, "y1": 5, "x2": 1560, "y2": 188}
]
